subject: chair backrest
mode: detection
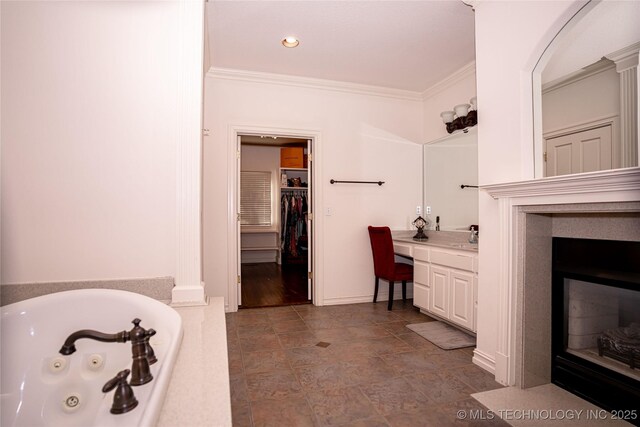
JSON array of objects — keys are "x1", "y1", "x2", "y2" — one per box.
[{"x1": 367, "y1": 226, "x2": 396, "y2": 280}]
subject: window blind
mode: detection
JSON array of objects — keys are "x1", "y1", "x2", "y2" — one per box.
[{"x1": 240, "y1": 171, "x2": 272, "y2": 226}]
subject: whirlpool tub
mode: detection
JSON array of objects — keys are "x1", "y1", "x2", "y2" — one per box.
[{"x1": 1, "y1": 289, "x2": 183, "y2": 427}]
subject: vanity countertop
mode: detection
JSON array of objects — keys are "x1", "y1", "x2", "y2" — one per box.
[{"x1": 392, "y1": 230, "x2": 478, "y2": 252}]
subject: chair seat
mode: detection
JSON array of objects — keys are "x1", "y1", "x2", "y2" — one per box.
[{"x1": 391, "y1": 263, "x2": 413, "y2": 281}]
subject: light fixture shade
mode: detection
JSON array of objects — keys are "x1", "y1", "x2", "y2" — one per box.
[
  {"x1": 440, "y1": 111, "x2": 455, "y2": 124},
  {"x1": 454, "y1": 104, "x2": 470, "y2": 118}
]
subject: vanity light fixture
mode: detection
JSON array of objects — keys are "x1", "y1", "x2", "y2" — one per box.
[
  {"x1": 440, "y1": 97, "x2": 478, "y2": 134},
  {"x1": 282, "y1": 36, "x2": 299, "y2": 48}
]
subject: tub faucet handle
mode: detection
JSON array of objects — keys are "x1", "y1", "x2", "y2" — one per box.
[
  {"x1": 145, "y1": 328, "x2": 157, "y2": 365},
  {"x1": 102, "y1": 369, "x2": 138, "y2": 414}
]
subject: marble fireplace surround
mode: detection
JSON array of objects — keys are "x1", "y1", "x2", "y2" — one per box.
[{"x1": 482, "y1": 167, "x2": 640, "y2": 389}]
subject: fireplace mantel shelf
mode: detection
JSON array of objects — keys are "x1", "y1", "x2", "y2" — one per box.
[{"x1": 481, "y1": 167, "x2": 640, "y2": 200}]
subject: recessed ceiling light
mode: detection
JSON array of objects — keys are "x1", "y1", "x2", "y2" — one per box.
[{"x1": 282, "y1": 36, "x2": 299, "y2": 48}]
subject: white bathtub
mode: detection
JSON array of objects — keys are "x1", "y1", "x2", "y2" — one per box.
[{"x1": 1, "y1": 289, "x2": 183, "y2": 427}]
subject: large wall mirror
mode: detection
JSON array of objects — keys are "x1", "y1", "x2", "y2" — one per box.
[
  {"x1": 423, "y1": 128, "x2": 478, "y2": 231},
  {"x1": 533, "y1": 1, "x2": 640, "y2": 178}
]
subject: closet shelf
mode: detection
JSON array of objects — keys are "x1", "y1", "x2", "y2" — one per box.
[
  {"x1": 280, "y1": 167, "x2": 307, "y2": 171},
  {"x1": 281, "y1": 187, "x2": 308, "y2": 190}
]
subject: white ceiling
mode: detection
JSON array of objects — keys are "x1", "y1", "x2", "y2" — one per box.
[{"x1": 208, "y1": 1, "x2": 475, "y2": 93}]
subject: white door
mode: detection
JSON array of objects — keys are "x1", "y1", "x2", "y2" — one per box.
[
  {"x1": 545, "y1": 125, "x2": 612, "y2": 177},
  {"x1": 236, "y1": 135, "x2": 242, "y2": 306},
  {"x1": 306, "y1": 139, "x2": 313, "y2": 301}
]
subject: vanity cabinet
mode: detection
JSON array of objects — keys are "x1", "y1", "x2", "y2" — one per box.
[
  {"x1": 428, "y1": 249, "x2": 476, "y2": 331},
  {"x1": 396, "y1": 240, "x2": 477, "y2": 332}
]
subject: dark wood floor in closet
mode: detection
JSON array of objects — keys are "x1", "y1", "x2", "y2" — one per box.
[{"x1": 240, "y1": 263, "x2": 310, "y2": 308}]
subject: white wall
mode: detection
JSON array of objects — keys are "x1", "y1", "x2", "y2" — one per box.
[
  {"x1": 473, "y1": 1, "x2": 585, "y2": 378},
  {"x1": 1, "y1": 1, "x2": 185, "y2": 284},
  {"x1": 203, "y1": 73, "x2": 423, "y2": 306},
  {"x1": 542, "y1": 66, "x2": 619, "y2": 133}
]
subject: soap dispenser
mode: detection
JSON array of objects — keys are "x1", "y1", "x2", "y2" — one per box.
[{"x1": 469, "y1": 226, "x2": 478, "y2": 244}]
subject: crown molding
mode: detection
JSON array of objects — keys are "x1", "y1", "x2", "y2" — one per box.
[
  {"x1": 542, "y1": 59, "x2": 615, "y2": 94},
  {"x1": 421, "y1": 61, "x2": 476, "y2": 101},
  {"x1": 207, "y1": 67, "x2": 423, "y2": 101},
  {"x1": 607, "y1": 41, "x2": 640, "y2": 73}
]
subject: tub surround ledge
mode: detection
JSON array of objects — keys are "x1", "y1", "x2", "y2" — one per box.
[
  {"x1": 158, "y1": 296, "x2": 232, "y2": 426},
  {"x1": 0, "y1": 277, "x2": 174, "y2": 306}
]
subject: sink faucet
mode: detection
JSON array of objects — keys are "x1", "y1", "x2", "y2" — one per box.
[{"x1": 59, "y1": 318, "x2": 156, "y2": 386}]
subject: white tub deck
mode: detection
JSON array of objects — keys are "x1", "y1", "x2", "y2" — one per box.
[{"x1": 158, "y1": 297, "x2": 232, "y2": 427}]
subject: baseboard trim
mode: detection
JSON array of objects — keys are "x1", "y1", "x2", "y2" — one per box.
[
  {"x1": 323, "y1": 289, "x2": 414, "y2": 306},
  {"x1": 473, "y1": 348, "x2": 497, "y2": 375}
]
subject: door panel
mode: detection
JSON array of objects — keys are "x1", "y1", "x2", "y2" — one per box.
[
  {"x1": 429, "y1": 266, "x2": 449, "y2": 318},
  {"x1": 449, "y1": 270, "x2": 474, "y2": 330},
  {"x1": 236, "y1": 135, "x2": 242, "y2": 306},
  {"x1": 545, "y1": 125, "x2": 612, "y2": 177}
]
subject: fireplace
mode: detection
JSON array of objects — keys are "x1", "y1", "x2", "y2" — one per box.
[{"x1": 552, "y1": 237, "x2": 640, "y2": 413}]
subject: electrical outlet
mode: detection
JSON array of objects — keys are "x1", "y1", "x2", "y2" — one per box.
[
  {"x1": 416, "y1": 206, "x2": 421, "y2": 215},
  {"x1": 426, "y1": 206, "x2": 432, "y2": 215}
]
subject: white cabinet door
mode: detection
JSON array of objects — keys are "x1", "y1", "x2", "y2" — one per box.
[
  {"x1": 429, "y1": 266, "x2": 449, "y2": 319},
  {"x1": 449, "y1": 270, "x2": 475, "y2": 330}
]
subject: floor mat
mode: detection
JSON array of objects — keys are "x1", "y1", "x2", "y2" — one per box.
[{"x1": 406, "y1": 321, "x2": 476, "y2": 350}]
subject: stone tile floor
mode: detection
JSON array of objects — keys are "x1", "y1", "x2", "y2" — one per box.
[{"x1": 226, "y1": 299, "x2": 508, "y2": 427}]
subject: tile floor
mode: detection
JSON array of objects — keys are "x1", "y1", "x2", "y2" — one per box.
[{"x1": 226, "y1": 299, "x2": 508, "y2": 427}]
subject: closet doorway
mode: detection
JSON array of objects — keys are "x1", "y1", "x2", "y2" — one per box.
[{"x1": 237, "y1": 134, "x2": 313, "y2": 308}]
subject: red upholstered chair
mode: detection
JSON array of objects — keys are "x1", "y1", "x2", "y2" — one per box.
[{"x1": 367, "y1": 226, "x2": 413, "y2": 310}]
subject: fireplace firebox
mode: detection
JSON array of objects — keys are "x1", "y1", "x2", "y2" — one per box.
[{"x1": 552, "y1": 237, "x2": 640, "y2": 417}]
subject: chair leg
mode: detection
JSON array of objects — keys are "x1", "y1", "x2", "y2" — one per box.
[
  {"x1": 402, "y1": 281, "x2": 407, "y2": 301},
  {"x1": 373, "y1": 277, "x2": 379, "y2": 303},
  {"x1": 388, "y1": 281, "x2": 394, "y2": 311}
]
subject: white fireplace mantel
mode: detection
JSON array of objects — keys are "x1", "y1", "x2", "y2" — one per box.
[
  {"x1": 483, "y1": 167, "x2": 640, "y2": 202},
  {"x1": 479, "y1": 167, "x2": 640, "y2": 386}
]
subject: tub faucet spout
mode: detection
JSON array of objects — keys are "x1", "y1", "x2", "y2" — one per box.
[
  {"x1": 59, "y1": 330, "x2": 128, "y2": 355},
  {"x1": 59, "y1": 318, "x2": 156, "y2": 386}
]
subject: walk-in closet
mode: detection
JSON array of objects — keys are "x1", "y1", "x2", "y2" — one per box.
[{"x1": 238, "y1": 135, "x2": 312, "y2": 308}]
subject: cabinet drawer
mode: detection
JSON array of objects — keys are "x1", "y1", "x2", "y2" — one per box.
[
  {"x1": 430, "y1": 250, "x2": 474, "y2": 272},
  {"x1": 393, "y1": 243, "x2": 412, "y2": 258},
  {"x1": 413, "y1": 283, "x2": 430, "y2": 310},
  {"x1": 413, "y1": 246, "x2": 429, "y2": 262},
  {"x1": 414, "y1": 260, "x2": 429, "y2": 285}
]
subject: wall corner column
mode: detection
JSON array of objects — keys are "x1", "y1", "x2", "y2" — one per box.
[
  {"x1": 173, "y1": 0, "x2": 207, "y2": 306},
  {"x1": 608, "y1": 42, "x2": 640, "y2": 168}
]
